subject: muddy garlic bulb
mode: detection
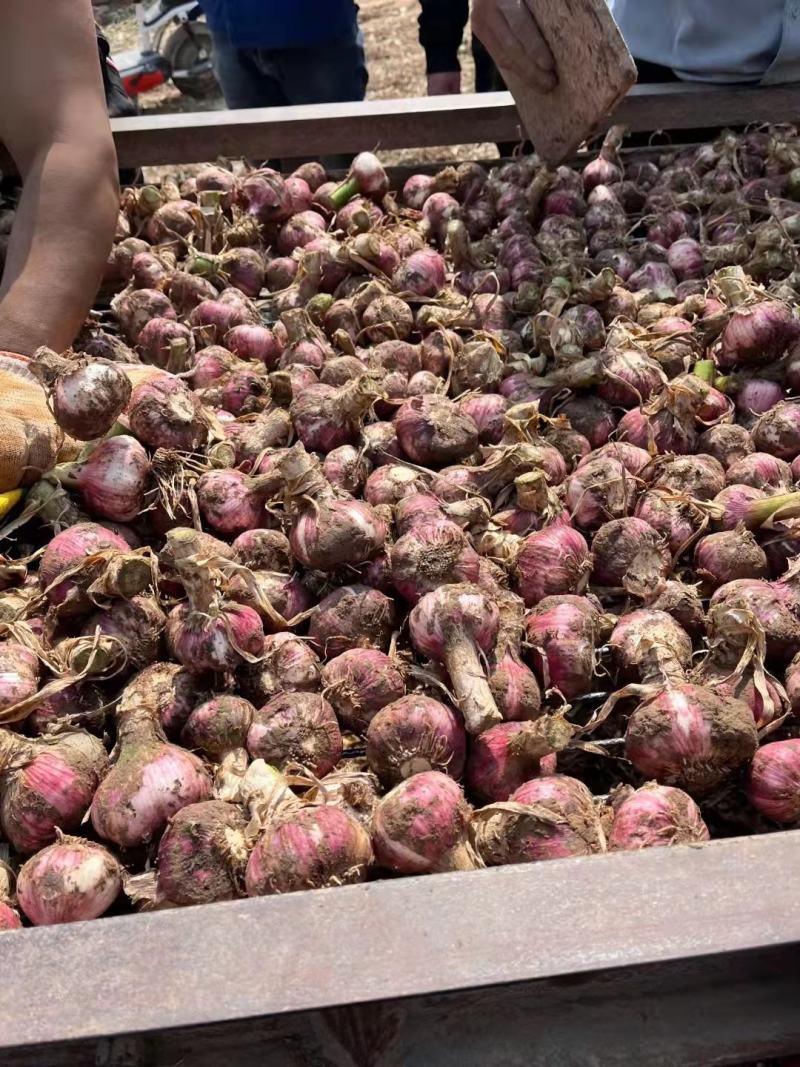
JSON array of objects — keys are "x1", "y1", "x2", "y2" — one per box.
[
  {"x1": 182, "y1": 694, "x2": 254, "y2": 798},
  {"x1": 0, "y1": 863, "x2": 20, "y2": 930},
  {"x1": 409, "y1": 583, "x2": 502, "y2": 734},
  {"x1": 164, "y1": 529, "x2": 265, "y2": 673},
  {"x1": 280, "y1": 444, "x2": 388, "y2": 571},
  {"x1": 366, "y1": 694, "x2": 466, "y2": 787},
  {"x1": 372, "y1": 771, "x2": 479, "y2": 874},
  {"x1": 625, "y1": 683, "x2": 758, "y2": 796},
  {"x1": 0, "y1": 730, "x2": 109, "y2": 854},
  {"x1": 246, "y1": 803, "x2": 373, "y2": 895},
  {"x1": 91, "y1": 680, "x2": 212, "y2": 847},
  {"x1": 16, "y1": 837, "x2": 122, "y2": 925},
  {"x1": 32, "y1": 348, "x2": 132, "y2": 441},
  {"x1": 157, "y1": 801, "x2": 248, "y2": 905},
  {"x1": 608, "y1": 784, "x2": 710, "y2": 850},
  {"x1": 321, "y1": 649, "x2": 405, "y2": 732},
  {"x1": 473, "y1": 775, "x2": 606, "y2": 865},
  {"x1": 247, "y1": 692, "x2": 343, "y2": 777}
]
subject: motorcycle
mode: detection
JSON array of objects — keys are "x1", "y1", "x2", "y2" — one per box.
[{"x1": 112, "y1": 0, "x2": 218, "y2": 100}]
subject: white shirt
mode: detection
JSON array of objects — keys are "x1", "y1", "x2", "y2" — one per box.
[{"x1": 609, "y1": 0, "x2": 800, "y2": 84}]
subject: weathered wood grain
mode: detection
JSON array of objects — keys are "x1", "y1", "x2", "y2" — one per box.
[{"x1": 494, "y1": 0, "x2": 637, "y2": 163}]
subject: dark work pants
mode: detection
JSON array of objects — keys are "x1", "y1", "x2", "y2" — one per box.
[
  {"x1": 471, "y1": 37, "x2": 518, "y2": 157},
  {"x1": 211, "y1": 31, "x2": 368, "y2": 171}
]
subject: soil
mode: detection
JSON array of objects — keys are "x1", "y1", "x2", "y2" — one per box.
[{"x1": 94, "y1": 0, "x2": 497, "y2": 167}]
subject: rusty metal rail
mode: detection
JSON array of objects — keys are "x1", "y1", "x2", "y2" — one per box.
[{"x1": 105, "y1": 82, "x2": 800, "y2": 168}]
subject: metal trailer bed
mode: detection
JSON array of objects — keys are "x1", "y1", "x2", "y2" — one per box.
[{"x1": 2, "y1": 81, "x2": 800, "y2": 1067}]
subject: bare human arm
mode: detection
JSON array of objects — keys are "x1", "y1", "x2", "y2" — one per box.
[{"x1": 0, "y1": 0, "x2": 118, "y2": 355}]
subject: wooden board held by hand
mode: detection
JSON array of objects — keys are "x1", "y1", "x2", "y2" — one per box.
[{"x1": 495, "y1": 0, "x2": 637, "y2": 164}]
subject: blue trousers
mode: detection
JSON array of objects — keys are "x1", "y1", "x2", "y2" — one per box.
[{"x1": 211, "y1": 30, "x2": 368, "y2": 168}]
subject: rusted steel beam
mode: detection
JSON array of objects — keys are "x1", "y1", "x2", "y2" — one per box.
[
  {"x1": 106, "y1": 83, "x2": 800, "y2": 168},
  {"x1": 1, "y1": 831, "x2": 799, "y2": 1054}
]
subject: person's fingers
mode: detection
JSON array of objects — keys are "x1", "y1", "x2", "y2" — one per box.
[
  {"x1": 501, "y1": 0, "x2": 558, "y2": 88},
  {"x1": 474, "y1": 0, "x2": 523, "y2": 70},
  {"x1": 474, "y1": 0, "x2": 558, "y2": 92},
  {"x1": 521, "y1": 0, "x2": 557, "y2": 74}
]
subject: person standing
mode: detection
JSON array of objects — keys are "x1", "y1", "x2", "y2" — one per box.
[
  {"x1": 199, "y1": 0, "x2": 367, "y2": 112},
  {"x1": 470, "y1": 0, "x2": 800, "y2": 88},
  {"x1": 419, "y1": 0, "x2": 555, "y2": 155},
  {"x1": 468, "y1": 0, "x2": 799, "y2": 144},
  {"x1": 420, "y1": 0, "x2": 556, "y2": 97},
  {"x1": 608, "y1": 0, "x2": 800, "y2": 85},
  {"x1": 418, "y1": 0, "x2": 505, "y2": 98}
]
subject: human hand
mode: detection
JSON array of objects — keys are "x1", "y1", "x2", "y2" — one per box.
[
  {"x1": 472, "y1": 0, "x2": 557, "y2": 92},
  {"x1": 427, "y1": 71, "x2": 462, "y2": 96}
]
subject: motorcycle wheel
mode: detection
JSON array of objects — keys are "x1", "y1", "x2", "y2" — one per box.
[{"x1": 162, "y1": 21, "x2": 218, "y2": 98}]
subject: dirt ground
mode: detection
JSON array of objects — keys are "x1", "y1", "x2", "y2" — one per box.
[{"x1": 96, "y1": 0, "x2": 497, "y2": 167}]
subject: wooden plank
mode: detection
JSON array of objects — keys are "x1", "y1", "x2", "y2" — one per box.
[
  {"x1": 108, "y1": 83, "x2": 800, "y2": 168},
  {"x1": 1, "y1": 831, "x2": 799, "y2": 1053},
  {"x1": 491, "y1": 0, "x2": 637, "y2": 164}
]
